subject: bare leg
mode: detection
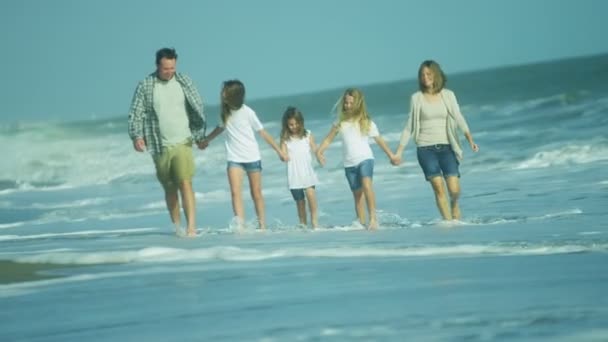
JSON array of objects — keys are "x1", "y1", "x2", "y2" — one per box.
[
  {"x1": 178, "y1": 180, "x2": 197, "y2": 236},
  {"x1": 446, "y1": 176, "x2": 461, "y2": 220},
  {"x1": 247, "y1": 171, "x2": 265, "y2": 229},
  {"x1": 352, "y1": 189, "x2": 365, "y2": 225},
  {"x1": 227, "y1": 167, "x2": 245, "y2": 226},
  {"x1": 295, "y1": 200, "x2": 307, "y2": 225},
  {"x1": 164, "y1": 188, "x2": 181, "y2": 227},
  {"x1": 361, "y1": 177, "x2": 378, "y2": 230},
  {"x1": 429, "y1": 176, "x2": 452, "y2": 220},
  {"x1": 305, "y1": 187, "x2": 318, "y2": 228}
]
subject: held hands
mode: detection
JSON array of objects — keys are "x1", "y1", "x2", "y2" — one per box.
[
  {"x1": 389, "y1": 154, "x2": 401, "y2": 166},
  {"x1": 133, "y1": 138, "x2": 146, "y2": 152},
  {"x1": 278, "y1": 150, "x2": 289, "y2": 162},
  {"x1": 316, "y1": 152, "x2": 326, "y2": 167},
  {"x1": 197, "y1": 139, "x2": 210, "y2": 150}
]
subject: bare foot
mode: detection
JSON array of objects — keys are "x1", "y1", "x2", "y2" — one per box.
[
  {"x1": 186, "y1": 228, "x2": 197, "y2": 238},
  {"x1": 368, "y1": 219, "x2": 378, "y2": 230},
  {"x1": 174, "y1": 224, "x2": 185, "y2": 237},
  {"x1": 230, "y1": 216, "x2": 245, "y2": 233},
  {"x1": 452, "y1": 207, "x2": 461, "y2": 220}
]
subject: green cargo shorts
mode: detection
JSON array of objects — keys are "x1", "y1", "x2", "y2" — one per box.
[{"x1": 153, "y1": 142, "x2": 195, "y2": 192}]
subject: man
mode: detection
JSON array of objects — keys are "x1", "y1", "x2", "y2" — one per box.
[{"x1": 128, "y1": 47, "x2": 206, "y2": 237}]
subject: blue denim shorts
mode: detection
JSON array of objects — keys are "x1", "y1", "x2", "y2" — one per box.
[
  {"x1": 344, "y1": 159, "x2": 374, "y2": 191},
  {"x1": 290, "y1": 186, "x2": 315, "y2": 201},
  {"x1": 416, "y1": 144, "x2": 460, "y2": 181},
  {"x1": 227, "y1": 160, "x2": 262, "y2": 173}
]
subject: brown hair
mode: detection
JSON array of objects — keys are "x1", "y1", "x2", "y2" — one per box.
[
  {"x1": 280, "y1": 106, "x2": 306, "y2": 142},
  {"x1": 155, "y1": 47, "x2": 177, "y2": 65},
  {"x1": 418, "y1": 60, "x2": 447, "y2": 93},
  {"x1": 220, "y1": 80, "x2": 245, "y2": 124}
]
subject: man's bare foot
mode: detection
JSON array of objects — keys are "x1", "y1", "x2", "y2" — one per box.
[{"x1": 186, "y1": 228, "x2": 197, "y2": 238}]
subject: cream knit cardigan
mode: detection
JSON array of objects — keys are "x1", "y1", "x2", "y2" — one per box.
[{"x1": 399, "y1": 89, "x2": 471, "y2": 161}]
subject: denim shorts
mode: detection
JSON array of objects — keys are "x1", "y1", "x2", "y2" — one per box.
[
  {"x1": 344, "y1": 159, "x2": 374, "y2": 191},
  {"x1": 416, "y1": 144, "x2": 460, "y2": 181},
  {"x1": 290, "y1": 186, "x2": 315, "y2": 201},
  {"x1": 227, "y1": 160, "x2": 262, "y2": 173}
]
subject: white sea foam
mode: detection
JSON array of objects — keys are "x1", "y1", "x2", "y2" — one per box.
[
  {"x1": 0, "y1": 133, "x2": 152, "y2": 190},
  {"x1": 514, "y1": 144, "x2": 608, "y2": 169},
  {"x1": 0, "y1": 228, "x2": 159, "y2": 242},
  {"x1": 0, "y1": 208, "x2": 161, "y2": 229},
  {"x1": 28, "y1": 197, "x2": 110, "y2": 209},
  {"x1": 195, "y1": 189, "x2": 231, "y2": 203},
  {"x1": 0, "y1": 222, "x2": 25, "y2": 229},
  {"x1": 11, "y1": 241, "x2": 607, "y2": 266}
]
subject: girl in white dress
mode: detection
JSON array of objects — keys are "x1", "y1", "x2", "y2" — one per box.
[{"x1": 280, "y1": 107, "x2": 319, "y2": 228}]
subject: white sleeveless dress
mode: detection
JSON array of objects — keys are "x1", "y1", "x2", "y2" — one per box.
[{"x1": 285, "y1": 130, "x2": 318, "y2": 189}]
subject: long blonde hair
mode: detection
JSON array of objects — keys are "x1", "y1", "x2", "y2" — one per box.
[
  {"x1": 336, "y1": 88, "x2": 371, "y2": 134},
  {"x1": 220, "y1": 80, "x2": 245, "y2": 124}
]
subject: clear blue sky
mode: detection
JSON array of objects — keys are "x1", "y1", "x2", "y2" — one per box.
[{"x1": 1, "y1": 0, "x2": 607, "y2": 121}]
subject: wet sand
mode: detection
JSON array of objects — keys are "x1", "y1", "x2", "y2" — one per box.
[{"x1": 0, "y1": 260, "x2": 67, "y2": 284}]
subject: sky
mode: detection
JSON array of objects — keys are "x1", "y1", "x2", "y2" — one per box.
[{"x1": 1, "y1": 0, "x2": 607, "y2": 121}]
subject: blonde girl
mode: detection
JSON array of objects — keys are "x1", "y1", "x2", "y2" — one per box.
[{"x1": 316, "y1": 88, "x2": 397, "y2": 230}]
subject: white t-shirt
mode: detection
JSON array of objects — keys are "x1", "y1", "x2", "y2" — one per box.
[
  {"x1": 285, "y1": 130, "x2": 318, "y2": 189},
  {"x1": 153, "y1": 77, "x2": 191, "y2": 146},
  {"x1": 220, "y1": 104, "x2": 264, "y2": 162},
  {"x1": 336, "y1": 120, "x2": 379, "y2": 167}
]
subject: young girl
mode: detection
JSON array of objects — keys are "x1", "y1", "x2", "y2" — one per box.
[
  {"x1": 316, "y1": 88, "x2": 397, "y2": 230},
  {"x1": 394, "y1": 60, "x2": 479, "y2": 221},
  {"x1": 200, "y1": 80, "x2": 287, "y2": 230},
  {"x1": 280, "y1": 106, "x2": 319, "y2": 228}
]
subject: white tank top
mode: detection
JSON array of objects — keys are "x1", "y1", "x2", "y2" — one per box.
[{"x1": 285, "y1": 130, "x2": 319, "y2": 189}]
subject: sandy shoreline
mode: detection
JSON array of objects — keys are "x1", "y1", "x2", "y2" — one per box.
[{"x1": 0, "y1": 260, "x2": 70, "y2": 284}]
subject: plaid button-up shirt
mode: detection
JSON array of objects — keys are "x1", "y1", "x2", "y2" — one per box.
[{"x1": 128, "y1": 72, "x2": 206, "y2": 156}]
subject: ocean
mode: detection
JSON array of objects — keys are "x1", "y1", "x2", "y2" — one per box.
[{"x1": 1, "y1": 54, "x2": 607, "y2": 341}]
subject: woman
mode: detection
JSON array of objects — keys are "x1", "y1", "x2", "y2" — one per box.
[{"x1": 395, "y1": 60, "x2": 479, "y2": 220}]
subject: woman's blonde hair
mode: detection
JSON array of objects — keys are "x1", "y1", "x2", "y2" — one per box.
[
  {"x1": 280, "y1": 106, "x2": 306, "y2": 142},
  {"x1": 418, "y1": 60, "x2": 446, "y2": 93},
  {"x1": 336, "y1": 88, "x2": 371, "y2": 134},
  {"x1": 220, "y1": 80, "x2": 245, "y2": 124}
]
